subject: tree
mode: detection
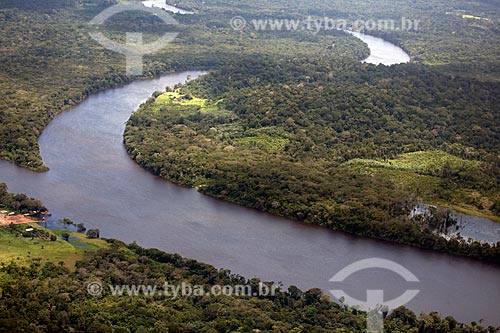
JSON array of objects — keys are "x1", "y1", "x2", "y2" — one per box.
[
  {"x1": 387, "y1": 306, "x2": 417, "y2": 326},
  {"x1": 304, "y1": 288, "x2": 323, "y2": 305},
  {"x1": 60, "y1": 218, "x2": 74, "y2": 226},
  {"x1": 86, "y1": 229, "x2": 100, "y2": 239},
  {"x1": 491, "y1": 199, "x2": 500, "y2": 215},
  {"x1": 288, "y1": 285, "x2": 303, "y2": 300}
]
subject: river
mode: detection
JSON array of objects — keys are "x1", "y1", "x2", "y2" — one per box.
[
  {"x1": 142, "y1": 0, "x2": 193, "y2": 14},
  {"x1": 0, "y1": 6, "x2": 499, "y2": 327},
  {"x1": 347, "y1": 30, "x2": 411, "y2": 65}
]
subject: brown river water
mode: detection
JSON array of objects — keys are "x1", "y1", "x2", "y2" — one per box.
[{"x1": 0, "y1": 71, "x2": 498, "y2": 325}]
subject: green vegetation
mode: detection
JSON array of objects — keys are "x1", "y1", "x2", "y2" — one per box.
[
  {"x1": 0, "y1": 223, "x2": 106, "y2": 268},
  {"x1": 125, "y1": 57, "x2": 500, "y2": 262},
  {"x1": 0, "y1": 171, "x2": 497, "y2": 332},
  {"x1": 347, "y1": 151, "x2": 482, "y2": 175},
  {"x1": 347, "y1": 152, "x2": 500, "y2": 222},
  {"x1": 0, "y1": 183, "x2": 46, "y2": 214},
  {"x1": 0, "y1": 237, "x2": 497, "y2": 332},
  {"x1": 2, "y1": 0, "x2": 499, "y2": 170},
  {"x1": 0, "y1": 185, "x2": 103, "y2": 268},
  {"x1": 0, "y1": 0, "x2": 367, "y2": 170},
  {"x1": 1, "y1": 0, "x2": 499, "y2": 327},
  {"x1": 2, "y1": 0, "x2": 498, "y2": 256},
  {"x1": 0, "y1": 185, "x2": 104, "y2": 268}
]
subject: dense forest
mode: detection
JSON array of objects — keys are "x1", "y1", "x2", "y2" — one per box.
[
  {"x1": 176, "y1": 0, "x2": 500, "y2": 80},
  {"x1": 1, "y1": 188, "x2": 495, "y2": 332},
  {"x1": 0, "y1": 0, "x2": 366, "y2": 170},
  {"x1": 0, "y1": 236, "x2": 497, "y2": 332},
  {"x1": 119, "y1": 0, "x2": 500, "y2": 263},
  {"x1": 124, "y1": 56, "x2": 500, "y2": 263},
  {"x1": 1, "y1": 0, "x2": 499, "y2": 331},
  {"x1": 1, "y1": 0, "x2": 499, "y2": 170}
]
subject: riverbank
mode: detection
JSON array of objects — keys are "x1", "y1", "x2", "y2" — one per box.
[
  {"x1": 0, "y1": 0, "x2": 372, "y2": 171},
  {"x1": 1, "y1": 71, "x2": 499, "y2": 325},
  {"x1": 346, "y1": 30, "x2": 410, "y2": 65},
  {"x1": 124, "y1": 70, "x2": 500, "y2": 264},
  {"x1": 431, "y1": 201, "x2": 500, "y2": 224},
  {"x1": 2, "y1": 227, "x2": 494, "y2": 332}
]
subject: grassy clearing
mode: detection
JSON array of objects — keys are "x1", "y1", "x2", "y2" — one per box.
[
  {"x1": 429, "y1": 200, "x2": 500, "y2": 223},
  {"x1": 445, "y1": 11, "x2": 490, "y2": 21},
  {"x1": 153, "y1": 91, "x2": 292, "y2": 153},
  {"x1": 155, "y1": 91, "x2": 222, "y2": 113},
  {"x1": 0, "y1": 224, "x2": 107, "y2": 268},
  {"x1": 461, "y1": 14, "x2": 490, "y2": 20},
  {"x1": 345, "y1": 150, "x2": 500, "y2": 222},
  {"x1": 347, "y1": 150, "x2": 481, "y2": 175},
  {"x1": 234, "y1": 134, "x2": 290, "y2": 152}
]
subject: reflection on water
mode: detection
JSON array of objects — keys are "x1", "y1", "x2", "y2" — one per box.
[
  {"x1": 142, "y1": 0, "x2": 193, "y2": 14},
  {"x1": 347, "y1": 31, "x2": 410, "y2": 65},
  {"x1": 412, "y1": 204, "x2": 500, "y2": 244}
]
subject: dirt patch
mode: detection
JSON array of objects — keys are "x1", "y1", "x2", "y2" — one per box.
[{"x1": 0, "y1": 214, "x2": 40, "y2": 227}]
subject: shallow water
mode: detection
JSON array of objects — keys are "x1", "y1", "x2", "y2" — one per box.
[{"x1": 412, "y1": 204, "x2": 500, "y2": 244}]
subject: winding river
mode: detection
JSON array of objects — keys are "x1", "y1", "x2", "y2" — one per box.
[
  {"x1": 0, "y1": 7, "x2": 499, "y2": 326},
  {"x1": 347, "y1": 30, "x2": 411, "y2": 65}
]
